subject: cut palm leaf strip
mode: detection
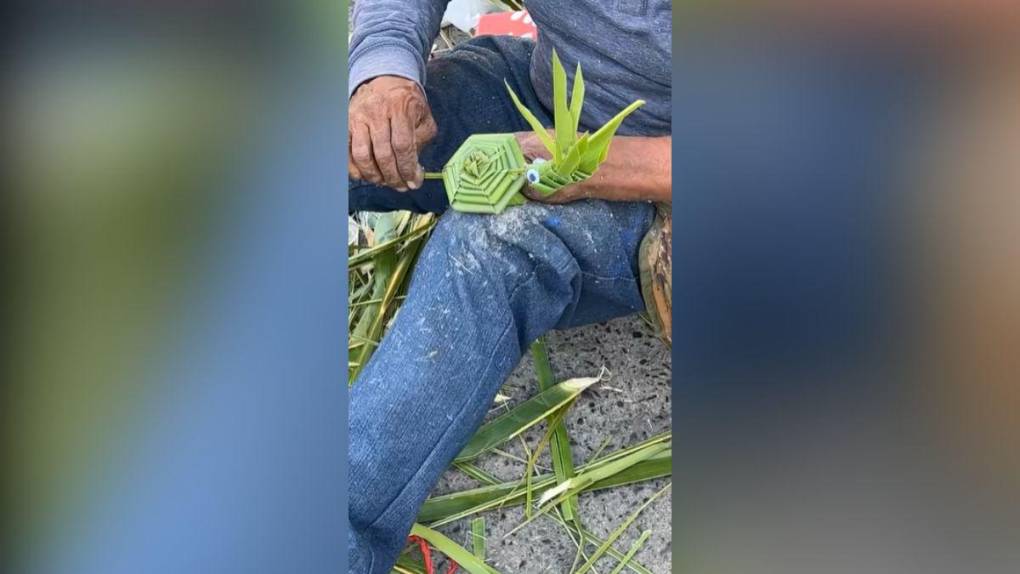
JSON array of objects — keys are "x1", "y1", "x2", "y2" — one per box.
[
  {"x1": 448, "y1": 464, "x2": 655, "y2": 574},
  {"x1": 420, "y1": 436, "x2": 671, "y2": 524},
  {"x1": 470, "y1": 518, "x2": 486, "y2": 560},
  {"x1": 523, "y1": 401, "x2": 572, "y2": 519},
  {"x1": 393, "y1": 551, "x2": 427, "y2": 574},
  {"x1": 608, "y1": 530, "x2": 652, "y2": 574},
  {"x1": 393, "y1": 555, "x2": 426, "y2": 574},
  {"x1": 537, "y1": 442, "x2": 669, "y2": 510},
  {"x1": 551, "y1": 507, "x2": 653, "y2": 574},
  {"x1": 457, "y1": 473, "x2": 656, "y2": 574},
  {"x1": 348, "y1": 223, "x2": 434, "y2": 266},
  {"x1": 489, "y1": 448, "x2": 533, "y2": 467},
  {"x1": 455, "y1": 462, "x2": 501, "y2": 486},
  {"x1": 583, "y1": 432, "x2": 671, "y2": 467},
  {"x1": 420, "y1": 449, "x2": 670, "y2": 527},
  {"x1": 349, "y1": 214, "x2": 434, "y2": 382},
  {"x1": 455, "y1": 375, "x2": 601, "y2": 462},
  {"x1": 574, "y1": 482, "x2": 671, "y2": 574},
  {"x1": 530, "y1": 337, "x2": 579, "y2": 524},
  {"x1": 424, "y1": 443, "x2": 661, "y2": 574},
  {"x1": 409, "y1": 523, "x2": 501, "y2": 574},
  {"x1": 349, "y1": 249, "x2": 393, "y2": 380},
  {"x1": 578, "y1": 526, "x2": 654, "y2": 574},
  {"x1": 504, "y1": 442, "x2": 668, "y2": 538},
  {"x1": 349, "y1": 295, "x2": 407, "y2": 309}
]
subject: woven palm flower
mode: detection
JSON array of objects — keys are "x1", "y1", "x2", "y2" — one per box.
[
  {"x1": 506, "y1": 49, "x2": 645, "y2": 197},
  {"x1": 436, "y1": 49, "x2": 644, "y2": 214},
  {"x1": 442, "y1": 133, "x2": 528, "y2": 214}
]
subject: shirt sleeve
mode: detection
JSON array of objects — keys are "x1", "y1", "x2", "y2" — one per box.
[{"x1": 348, "y1": 0, "x2": 452, "y2": 98}]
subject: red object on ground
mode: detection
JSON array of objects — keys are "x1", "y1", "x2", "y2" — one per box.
[
  {"x1": 474, "y1": 10, "x2": 538, "y2": 40},
  {"x1": 407, "y1": 535, "x2": 461, "y2": 574}
]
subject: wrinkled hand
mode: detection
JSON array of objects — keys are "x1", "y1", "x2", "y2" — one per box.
[
  {"x1": 514, "y1": 131, "x2": 593, "y2": 204},
  {"x1": 349, "y1": 76, "x2": 438, "y2": 191}
]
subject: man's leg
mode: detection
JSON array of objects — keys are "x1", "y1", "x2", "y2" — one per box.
[
  {"x1": 348, "y1": 199, "x2": 655, "y2": 574},
  {"x1": 349, "y1": 36, "x2": 547, "y2": 214}
]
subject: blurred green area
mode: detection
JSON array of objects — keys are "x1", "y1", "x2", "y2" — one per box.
[
  {"x1": 7, "y1": 40, "x2": 257, "y2": 558},
  {"x1": 5, "y1": 1, "x2": 345, "y2": 563}
]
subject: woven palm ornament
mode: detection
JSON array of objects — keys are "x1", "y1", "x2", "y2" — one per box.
[
  {"x1": 441, "y1": 133, "x2": 528, "y2": 214},
  {"x1": 435, "y1": 50, "x2": 645, "y2": 214}
]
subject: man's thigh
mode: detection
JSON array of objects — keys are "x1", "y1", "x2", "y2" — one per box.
[
  {"x1": 428, "y1": 198, "x2": 656, "y2": 331},
  {"x1": 349, "y1": 36, "x2": 549, "y2": 213}
]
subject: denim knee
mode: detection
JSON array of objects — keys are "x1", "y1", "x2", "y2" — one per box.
[{"x1": 430, "y1": 204, "x2": 577, "y2": 282}]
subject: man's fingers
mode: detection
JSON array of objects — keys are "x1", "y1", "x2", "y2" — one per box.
[
  {"x1": 368, "y1": 121, "x2": 404, "y2": 190},
  {"x1": 414, "y1": 112, "x2": 438, "y2": 151},
  {"x1": 349, "y1": 161, "x2": 363, "y2": 181},
  {"x1": 347, "y1": 130, "x2": 363, "y2": 181},
  {"x1": 390, "y1": 117, "x2": 421, "y2": 189},
  {"x1": 521, "y1": 186, "x2": 550, "y2": 203},
  {"x1": 522, "y1": 184, "x2": 576, "y2": 204},
  {"x1": 348, "y1": 75, "x2": 437, "y2": 189},
  {"x1": 350, "y1": 122, "x2": 383, "y2": 184}
]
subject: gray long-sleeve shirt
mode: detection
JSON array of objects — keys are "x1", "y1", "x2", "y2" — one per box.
[{"x1": 349, "y1": 1, "x2": 672, "y2": 136}]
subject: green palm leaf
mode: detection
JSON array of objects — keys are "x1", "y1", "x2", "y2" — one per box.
[
  {"x1": 418, "y1": 447, "x2": 671, "y2": 524},
  {"x1": 531, "y1": 337, "x2": 579, "y2": 523},
  {"x1": 580, "y1": 99, "x2": 645, "y2": 172},
  {"x1": 570, "y1": 63, "x2": 585, "y2": 134},
  {"x1": 409, "y1": 524, "x2": 501, "y2": 574},
  {"x1": 455, "y1": 375, "x2": 600, "y2": 462},
  {"x1": 552, "y1": 49, "x2": 573, "y2": 163},
  {"x1": 504, "y1": 80, "x2": 555, "y2": 156}
]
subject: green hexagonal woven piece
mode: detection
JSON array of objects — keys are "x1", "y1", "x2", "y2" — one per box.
[{"x1": 442, "y1": 134, "x2": 528, "y2": 214}]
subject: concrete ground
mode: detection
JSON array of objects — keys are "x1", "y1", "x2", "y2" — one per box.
[{"x1": 431, "y1": 315, "x2": 672, "y2": 574}]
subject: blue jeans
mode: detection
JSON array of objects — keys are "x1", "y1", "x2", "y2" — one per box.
[{"x1": 348, "y1": 37, "x2": 655, "y2": 573}]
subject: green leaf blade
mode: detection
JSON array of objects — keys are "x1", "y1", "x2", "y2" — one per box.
[
  {"x1": 551, "y1": 49, "x2": 573, "y2": 163},
  {"x1": 580, "y1": 99, "x2": 645, "y2": 173},
  {"x1": 418, "y1": 434, "x2": 671, "y2": 525},
  {"x1": 455, "y1": 375, "x2": 600, "y2": 462},
  {"x1": 574, "y1": 483, "x2": 672, "y2": 574},
  {"x1": 570, "y1": 63, "x2": 585, "y2": 133},
  {"x1": 608, "y1": 530, "x2": 653, "y2": 574},
  {"x1": 409, "y1": 524, "x2": 502, "y2": 574},
  {"x1": 470, "y1": 518, "x2": 486, "y2": 560},
  {"x1": 530, "y1": 338, "x2": 579, "y2": 523},
  {"x1": 504, "y1": 80, "x2": 555, "y2": 156}
]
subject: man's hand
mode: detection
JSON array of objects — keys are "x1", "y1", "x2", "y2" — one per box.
[{"x1": 349, "y1": 76, "x2": 438, "y2": 191}]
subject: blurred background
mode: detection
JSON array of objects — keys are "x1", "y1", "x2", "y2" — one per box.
[
  {"x1": 6, "y1": 2, "x2": 347, "y2": 573},
  {"x1": 671, "y1": 4, "x2": 1020, "y2": 573}
]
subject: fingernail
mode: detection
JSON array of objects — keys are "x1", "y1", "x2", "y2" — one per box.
[
  {"x1": 406, "y1": 180, "x2": 419, "y2": 190},
  {"x1": 414, "y1": 165, "x2": 425, "y2": 188}
]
